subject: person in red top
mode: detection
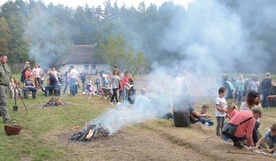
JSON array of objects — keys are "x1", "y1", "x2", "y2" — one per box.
[
  {"x1": 228, "y1": 106, "x2": 263, "y2": 149},
  {"x1": 120, "y1": 71, "x2": 132, "y2": 102},
  {"x1": 225, "y1": 103, "x2": 239, "y2": 120},
  {"x1": 24, "y1": 66, "x2": 32, "y2": 80}
]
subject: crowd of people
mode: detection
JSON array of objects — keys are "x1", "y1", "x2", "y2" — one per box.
[
  {"x1": 0, "y1": 57, "x2": 275, "y2": 154},
  {"x1": 214, "y1": 86, "x2": 275, "y2": 152},
  {"x1": 233, "y1": 73, "x2": 274, "y2": 108}
]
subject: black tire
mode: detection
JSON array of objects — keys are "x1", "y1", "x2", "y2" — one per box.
[{"x1": 224, "y1": 82, "x2": 233, "y2": 99}]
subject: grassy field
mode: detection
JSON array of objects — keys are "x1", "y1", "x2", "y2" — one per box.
[{"x1": 0, "y1": 74, "x2": 275, "y2": 161}]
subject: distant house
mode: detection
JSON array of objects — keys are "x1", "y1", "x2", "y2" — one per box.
[{"x1": 57, "y1": 45, "x2": 111, "y2": 75}]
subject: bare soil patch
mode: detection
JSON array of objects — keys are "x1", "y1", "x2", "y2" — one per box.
[{"x1": 44, "y1": 120, "x2": 275, "y2": 161}]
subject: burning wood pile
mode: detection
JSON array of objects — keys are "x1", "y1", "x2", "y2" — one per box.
[
  {"x1": 43, "y1": 97, "x2": 66, "y2": 107},
  {"x1": 69, "y1": 123, "x2": 110, "y2": 142}
]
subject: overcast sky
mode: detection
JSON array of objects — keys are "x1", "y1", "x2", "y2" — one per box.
[{"x1": 0, "y1": 0, "x2": 193, "y2": 8}]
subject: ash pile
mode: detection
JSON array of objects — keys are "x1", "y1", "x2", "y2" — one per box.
[
  {"x1": 43, "y1": 97, "x2": 66, "y2": 107},
  {"x1": 69, "y1": 123, "x2": 110, "y2": 142}
]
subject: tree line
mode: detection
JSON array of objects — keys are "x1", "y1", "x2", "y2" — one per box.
[{"x1": 0, "y1": 0, "x2": 275, "y2": 74}]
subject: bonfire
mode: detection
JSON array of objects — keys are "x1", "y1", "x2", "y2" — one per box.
[
  {"x1": 43, "y1": 97, "x2": 66, "y2": 107},
  {"x1": 69, "y1": 123, "x2": 110, "y2": 142}
]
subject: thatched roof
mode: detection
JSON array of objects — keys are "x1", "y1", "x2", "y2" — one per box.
[{"x1": 60, "y1": 45, "x2": 95, "y2": 65}]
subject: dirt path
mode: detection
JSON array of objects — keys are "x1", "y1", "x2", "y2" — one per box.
[{"x1": 50, "y1": 119, "x2": 275, "y2": 161}]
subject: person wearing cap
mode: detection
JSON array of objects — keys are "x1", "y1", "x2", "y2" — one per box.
[
  {"x1": 227, "y1": 106, "x2": 263, "y2": 149},
  {"x1": 0, "y1": 54, "x2": 15, "y2": 123}
]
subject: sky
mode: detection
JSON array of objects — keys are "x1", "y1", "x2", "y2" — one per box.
[{"x1": 0, "y1": 0, "x2": 193, "y2": 9}]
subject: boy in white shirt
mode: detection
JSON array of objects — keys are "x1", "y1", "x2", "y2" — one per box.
[{"x1": 215, "y1": 87, "x2": 227, "y2": 137}]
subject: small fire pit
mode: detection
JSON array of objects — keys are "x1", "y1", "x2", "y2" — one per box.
[
  {"x1": 69, "y1": 123, "x2": 110, "y2": 142},
  {"x1": 43, "y1": 97, "x2": 66, "y2": 107}
]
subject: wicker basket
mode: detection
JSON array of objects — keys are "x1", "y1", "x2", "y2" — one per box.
[{"x1": 4, "y1": 119, "x2": 22, "y2": 135}]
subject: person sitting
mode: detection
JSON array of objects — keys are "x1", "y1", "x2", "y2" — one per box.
[
  {"x1": 22, "y1": 75, "x2": 37, "y2": 99},
  {"x1": 173, "y1": 96, "x2": 209, "y2": 127},
  {"x1": 134, "y1": 88, "x2": 150, "y2": 112},
  {"x1": 44, "y1": 72, "x2": 59, "y2": 97},
  {"x1": 255, "y1": 124, "x2": 276, "y2": 153},
  {"x1": 190, "y1": 104, "x2": 214, "y2": 126}
]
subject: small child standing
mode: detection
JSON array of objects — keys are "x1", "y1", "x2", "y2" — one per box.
[
  {"x1": 215, "y1": 87, "x2": 227, "y2": 137},
  {"x1": 85, "y1": 76, "x2": 95, "y2": 98},
  {"x1": 255, "y1": 124, "x2": 276, "y2": 153}
]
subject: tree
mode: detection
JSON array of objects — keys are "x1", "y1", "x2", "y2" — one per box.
[
  {"x1": 99, "y1": 35, "x2": 149, "y2": 76},
  {"x1": 0, "y1": 17, "x2": 11, "y2": 53},
  {"x1": 7, "y1": 12, "x2": 29, "y2": 64}
]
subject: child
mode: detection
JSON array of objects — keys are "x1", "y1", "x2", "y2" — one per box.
[
  {"x1": 255, "y1": 124, "x2": 276, "y2": 153},
  {"x1": 85, "y1": 76, "x2": 95, "y2": 98},
  {"x1": 215, "y1": 87, "x2": 227, "y2": 137},
  {"x1": 199, "y1": 104, "x2": 214, "y2": 126}
]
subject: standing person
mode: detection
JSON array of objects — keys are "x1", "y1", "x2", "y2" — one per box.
[
  {"x1": 69, "y1": 66, "x2": 79, "y2": 96},
  {"x1": 110, "y1": 70, "x2": 121, "y2": 105},
  {"x1": 63, "y1": 67, "x2": 71, "y2": 94},
  {"x1": 235, "y1": 74, "x2": 245, "y2": 103},
  {"x1": 0, "y1": 54, "x2": 15, "y2": 123},
  {"x1": 38, "y1": 65, "x2": 44, "y2": 86},
  {"x1": 121, "y1": 71, "x2": 132, "y2": 102},
  {"x1": 95, "y1": 74, "x2": 101, "y2": 93},
  {"x1": 80, "y1": 71, "x2": 87, "y2": 92},
  {"x1": 21, "y1": 61, "x2": 30, "y2": 83},
  {"x1": 260, "y1": 72, "x2": 274, "y2": 108},
  {"x1": 24, "y1": 66, "x2": 32, "y2": 80},
  {"x1": 32, "y1": 64, "x2": 41, "y2": 88},
  {"x1": 215, "y1": 87, "x2": 227, "y2": 137},
  {"x1": 248, "y1": 76, "x2": 259, "y2": 93}
]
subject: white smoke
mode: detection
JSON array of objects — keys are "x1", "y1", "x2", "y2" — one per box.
[{"x1": 24, "y1": 6, "x2": 72, "y2": 70}]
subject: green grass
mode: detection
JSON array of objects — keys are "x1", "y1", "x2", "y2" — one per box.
[
  {"x1": 0, "y1": 91, "x2": 106, "y2": 161},
  {"x1": 0, "y1": 74, "x2": 275, "y2": 160}
]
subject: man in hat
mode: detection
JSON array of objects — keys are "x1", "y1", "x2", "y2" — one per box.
[{"x1": 0, "y1": 54, "x2": 15, "y2": 123}]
